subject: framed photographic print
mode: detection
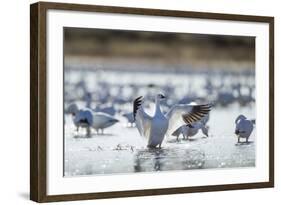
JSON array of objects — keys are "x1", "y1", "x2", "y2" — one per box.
[{"x1": 30, "y1": 1, "x2": 274, "y2": 202}]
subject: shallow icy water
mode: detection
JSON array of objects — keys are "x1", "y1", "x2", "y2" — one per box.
[{"x1": 64, "y1": 103, "x2": 255, "y2": 177}]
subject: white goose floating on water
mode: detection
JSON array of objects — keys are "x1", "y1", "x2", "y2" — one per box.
[
  {"x1": 66, "y1": 103, "x2": 119, "y2": 135},
  {"x1": 133, "y1": 94, "x2": 212, "y2": 148},
  {"x1": 235, "y1": 114, "x2": 254, "y2": 143}
]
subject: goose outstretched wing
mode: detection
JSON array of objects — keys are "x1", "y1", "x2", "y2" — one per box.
[
  {"x1": 133, "y1": 96, "x2": 152, "y2": 138},
  {"x1": 165, "y1": 103, "x2": 212, "y2": 136}
]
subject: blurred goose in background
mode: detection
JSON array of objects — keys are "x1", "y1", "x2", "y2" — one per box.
[
  {"x1": 172, "y1": 121, "x2": 209, "y2": 141},
  {"x1": 133, "y1": 94, "x2": 212, "y2": 148},
  {"x1": 66, "y1": 103, "x2": 119, "y2": 135},
  {"x1": 204, "y1": 78, "x2": 215, "y2": 96},
  {"x1": 66, "y1": 103, "x2": 93, "y2": 136},
  {"x1": 235, "y1": 84, "x2": 255, "y2": 106},
  {"x1": 93, "y1": 104, "x2": 116, "y2": 116},
  {"x1": 83, "y1": 92, "x2": 93, "y2": 108},
  {"x1": 235, "y1": 114, "x2": 254, "y2": 143},
  {"x1": 91, "y1": 112, "x2": 119, "y2": 134},
  {"x1": 216, "y1": 90, "x2": 235, "y2": 107},
  {"x1": 122, "y1": 112, "x2": 135, "y2": 127}
]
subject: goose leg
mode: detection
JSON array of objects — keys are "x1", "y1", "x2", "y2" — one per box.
[
  {"x1": 237, "y1": 136, "x2": 240, "y2": 143},
  {"x1": 86, "y1": 127, "x2": 91, "y2": 137},
  {"x1": 201, "y1": 126, "x2": 208, "y2": 137}
]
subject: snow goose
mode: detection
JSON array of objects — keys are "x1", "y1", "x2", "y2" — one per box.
[
  {"x1": 236, "y1": 84, "x2": 255, "y2": 106},
  {"x1": 91, "y1": 112, "x2": 119, "y2": 134},
  {"x1": 66, "y1": 103, "x2": 119, "y2": 135},
  {"x1": 93, "y1": 104, "x2": 116, "y2": 116},
  {"x1": 235, "y1": 114, "x2": 254, "y2": 143},
  {"x1": 66, "y1": 103, "x2": 93, "y2": 136},
  {"x1": 171, "y1": 122, "x2": 209, "y2": 141},
  {"x1": 122, "y1": 112, "x2": 135, "y2": 127},
  {"x1": 133, "y1": 94, "x2": 212, "y2": 148}
]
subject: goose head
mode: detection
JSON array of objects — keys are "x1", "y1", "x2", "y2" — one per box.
[
  {"x1": 66, "y1": 103, "x2": 79, "y2": 116},
  {"x1": 235, "y1": 114, "x2": 246, "y2": 124},
  {"x1": 156, "y1": 93, "x2": 166, "y2": 101}
]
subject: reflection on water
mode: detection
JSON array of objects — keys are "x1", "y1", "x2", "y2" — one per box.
[
  {"x1": 64, "y1": 102, "x2": 256, "y2": 177},
  {"x1": 134, "y1": 148, "x2": 205, "y2": 172}
]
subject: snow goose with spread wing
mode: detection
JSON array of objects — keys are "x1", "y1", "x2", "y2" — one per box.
[
  {"x1": 133, "y1": 94, "x2": 212, "y2": 148},
  {"x1": 172, "y1": 122, "x2": 209, "y2": 141}
]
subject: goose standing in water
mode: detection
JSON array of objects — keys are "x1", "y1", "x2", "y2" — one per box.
[
  {"x1": 66, "y1": 103, "x2": 93, "y2": 136},
  {"x1": 133, "y1": 94, "x2": 212, "y2": 148},
  {"x1": 172, "y1": 122, "x2": 209, "y2": 141},
  {"x1": 122, "y1": 112, "x2": 135, "y2": 127},
  {"x1": 91, "y1": 112, "x2": 119, "y2": 134},
  {"x1": 235, "y1": 114, "x2": 254, "y2": 143},
  {"x1": 66, "y1": 103, "x2": 119, "y2": 135}
]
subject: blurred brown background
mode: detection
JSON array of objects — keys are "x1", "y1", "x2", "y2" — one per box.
[{"x1": 64, "y1": 27, "x2": 255, "y2": 69}]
